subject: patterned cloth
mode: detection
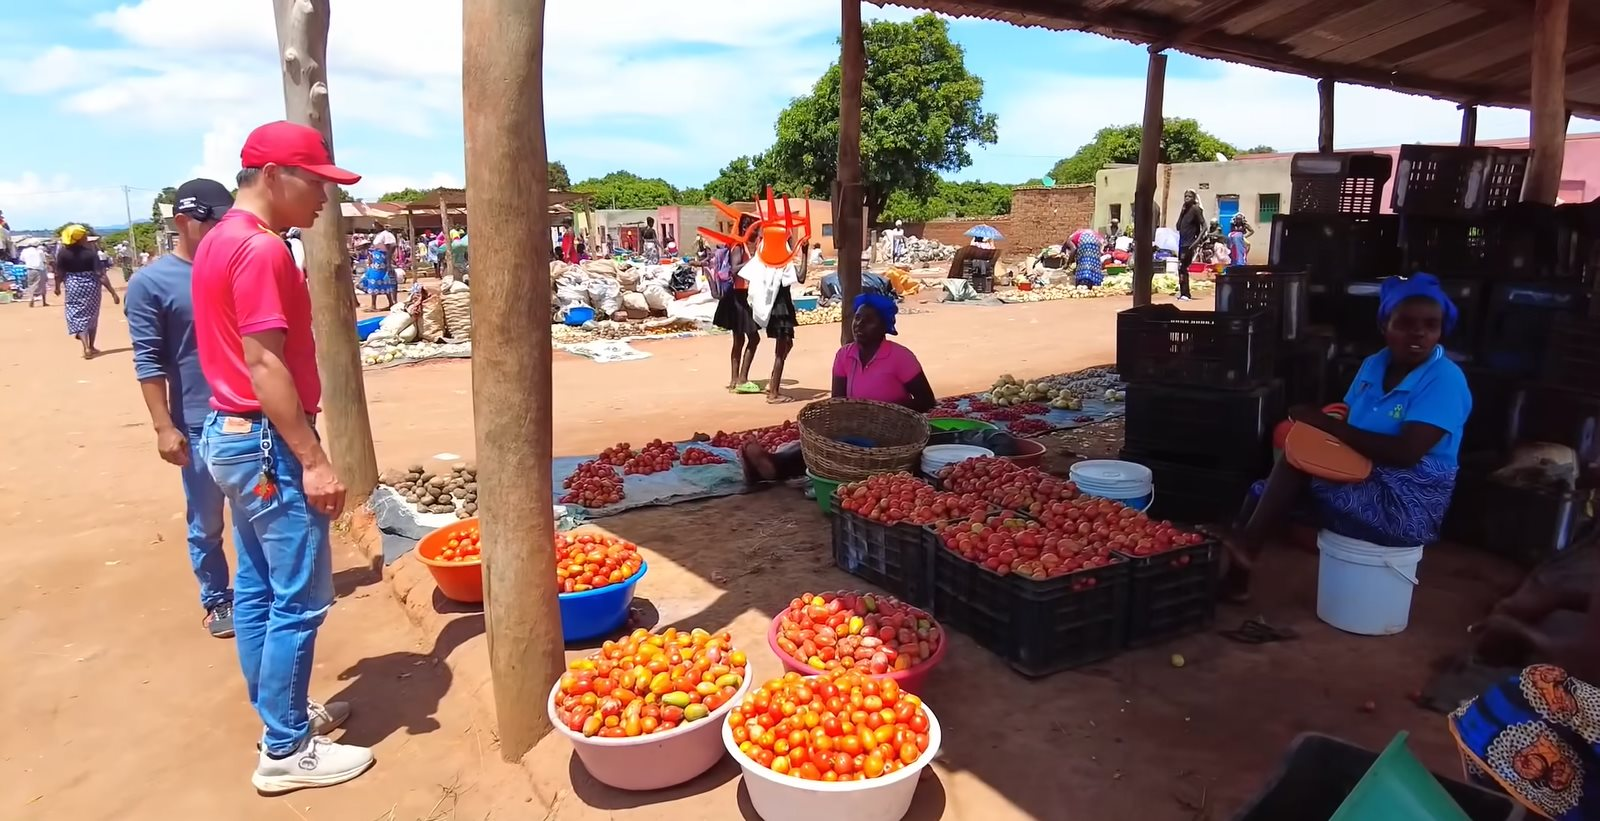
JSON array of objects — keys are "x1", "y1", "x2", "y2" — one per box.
[
  {"x1": 63, "y1": 272, "x2": 103, "y2": 335},
  {"x1": 642, "y1": 240, "x2": 661, "y2": 264},
  {"x1": 1309, "y1": 455, "x2": 1458, "y2": 547},
  {"x1": 1070, "y1": 232, "x2": 1105, "y2": 287},
  {"x1": 360, "y1": 249, "x2": 395, "y2": 295},
  {"x1": 1450, "y1": 664, "x2": 1600, "y2": 820}
]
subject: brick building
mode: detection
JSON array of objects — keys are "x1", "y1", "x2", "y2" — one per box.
[{"x1": 900, "y1": 184, "x2": 1095, "y2": 261}]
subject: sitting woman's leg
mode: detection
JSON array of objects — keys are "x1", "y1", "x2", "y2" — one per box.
[{"x1": 1223, "y1": 459, "x2": 1310, "y2": 599}]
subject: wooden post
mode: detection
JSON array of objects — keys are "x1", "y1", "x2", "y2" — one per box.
[
  {"x1": 462, "y1": 0, "x2": 565, "y2": 761},
  {"x1": 835, "y1": 0, "x2": 865, "y2": 344},
  {"x1": 1523, "y1": 0, "x2": 1570, "y2": 204},
  {"x1": 272, "y1": 0, "x2": 379, "y2": 501},
  {"x1": 1317, "y1": 79, "x2": 1335, "y2": 153},
  {"x1": 1459, "y1": 105, "x2": 1479, "y2": 147},
  {"x1": 1132, "y1": 50, "x2": 1167, "y2": 308}
]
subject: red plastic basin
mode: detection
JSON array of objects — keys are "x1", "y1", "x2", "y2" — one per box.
[
  {"x1": 1003, "y1": 438, "x2": 1049, "y2": 468},
  {"x1": 765, "y1": 610, "x2": 947, "y2": 695}
]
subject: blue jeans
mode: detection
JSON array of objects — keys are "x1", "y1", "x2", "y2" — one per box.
[
  {"x1": 199, "y1": 413, "x2": 333, "y2": 756},
  {"x1": 181, "y1": 425, "x2": 231, "y2": 610}
]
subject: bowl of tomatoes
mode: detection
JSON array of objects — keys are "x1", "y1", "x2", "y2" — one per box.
[
  {"x1": 556, "y1": 526, "x2": 648, "y2": 642},
  {"x1": 548, "y1": 627, "x2": 752, "y2": 790},
  {"x1": 723, "y1": 670, "x2": 941, "y2": 821},
  {"x1": 767, "y1": 592, "x2": 947, "y2": 694},
  {"x1": 416, "y1": 519, "x2": 486, "y2": 603}
]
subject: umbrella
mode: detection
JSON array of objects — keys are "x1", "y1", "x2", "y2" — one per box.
[{"x1": 964, "y1": 224, "x2": 1003, "y2": 241}]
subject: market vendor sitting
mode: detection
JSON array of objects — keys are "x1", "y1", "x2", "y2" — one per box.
[
  {"x1": 1222, "y1": 274, "x2": 1472, "y2": 601},
  {"x1": 740, "y1": 294, "x2": 936, "y2": 485}
]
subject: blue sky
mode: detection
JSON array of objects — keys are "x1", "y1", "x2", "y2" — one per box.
[{"x1": 2, "y1": 0, "x2": 1588, "y2": 230}]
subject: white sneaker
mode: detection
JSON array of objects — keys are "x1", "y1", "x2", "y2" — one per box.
[
  {"x1": 252, "y1": 735, "x2": 374, "y2": 795},
  {"x1": 309, "y1": 700, "x2": 350, "y2": 735}
]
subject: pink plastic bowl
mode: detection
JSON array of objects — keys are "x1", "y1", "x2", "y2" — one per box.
[
  {"x1": 546, "y1": 663, "x2": 755, "y2": 791},
  {"x1": 766, "y1": 612, "x2": 947, "y2": 695}
]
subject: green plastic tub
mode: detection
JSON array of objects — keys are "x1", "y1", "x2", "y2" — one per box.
[
  {"x1": 807, "y1": 470, "x2": 843, "y2": 515},
  {"x1": 928, "y1": 418, "x2": 998, "y2": 433}
]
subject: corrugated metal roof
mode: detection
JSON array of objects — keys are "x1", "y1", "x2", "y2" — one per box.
[{"x1": 879, "y1": 0, "x2": 1600, "y2": 116}]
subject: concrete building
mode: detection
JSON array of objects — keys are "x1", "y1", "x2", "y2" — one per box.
[
  {"x1": 655, "y1": 205, "x2": 719, "y2": 254},
  {"x1": 903, "y1": 184, "x2": 1095, "y2": 260},
  {"x1": 1095, "y1": 132, "x2": 1600, "y2": 265}
]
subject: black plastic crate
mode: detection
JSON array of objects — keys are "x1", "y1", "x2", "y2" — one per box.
[
  {"x1": 1215, "y1": 267, "x2": 1310, "y2": 342},
  {"x1": 1115, "y1": 540, "x2": 1218, "y2": 648},
  {"x1": 1544, "y1": 314, "x2": 1600, "y2": 396},
  {"x1": 1116, "y1": 304, "x2": 1276, "y2": 389},
  {"x1": 1482, "y1": 481, "x2": 1594, "y2": 568},
  {"x1": 1478, "y1": 281, "x2": 1588, "y2": 377},
  {"x1": 1123, "y1": 381, "x2": 1283, "y2": 472},
  {"x1": 1511, "y1": 383, "x2": 1600, "y2": 464},
  {"x1": 832, "y1": 506, "x2": 935, "y2": 607},
  {"x1": 1120, "y1": 448, "x2": 1258, "y2": 526},
  {"x1": 928, "y1": 540, "x2": 1128, "y2": 676},
  {"x1": 1392, "y1": 143, "x2": 1529, "y2": 218},
  {"x1": 1234, "y1": 732, "x2": 1526, "y2": 821},
  {"x1": 1334, "y1": 278, "x2": 1483, "y2": 358},
  {"x1": 1289, "y1": 152, "x2": 1392, "y2": 215},
  {"x1": 1456, "y1": 365, "x2": 1520, "y2": 458},
  {"x1": 1277, "y1": 335, "x2": 1334, "y2": 407},
  {"x1": 1269, "y1": 213, "x2": 1400, "y2": 289},
  {"x1": 1400, "y1": 215, "x2": 1491, "y2": 278}
]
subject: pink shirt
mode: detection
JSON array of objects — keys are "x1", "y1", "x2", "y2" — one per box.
[
  {"x1": 192, "y1": 209, "x2": 321, "y2": 414},
  {"x1": 832, "y1": 340, "x2": 922, "y2": 406}
]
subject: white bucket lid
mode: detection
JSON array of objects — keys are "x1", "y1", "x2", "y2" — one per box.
[
  {"x1": 1070, "y1": 459, "x2": 1153, "y2": 491},
  {"x1": 922, "y1": 445, "x2": 994, "y2": 462}
]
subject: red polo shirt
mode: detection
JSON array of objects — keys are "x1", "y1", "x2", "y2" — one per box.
[{"x1": 192, "y1": 209, "x2": 321, "y2": 414}]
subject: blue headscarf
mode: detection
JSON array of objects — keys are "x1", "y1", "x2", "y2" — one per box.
[
  {"x1": 1378, "y1": 273, "x2": 1458, "y2": 334},
  {"x1": 853, "y1": 293, "x2": 899, "y2": 335}
]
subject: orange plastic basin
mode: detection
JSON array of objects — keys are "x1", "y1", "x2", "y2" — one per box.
[{"x1": 416, "y1": 518, "x2": 483, "y2": 603}]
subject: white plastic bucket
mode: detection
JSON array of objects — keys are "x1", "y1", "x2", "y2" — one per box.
[
  {"x1": 1069, "y1": 460, "x2": 1155, "y2": 511},
  {"x1": 921, "y1": 444, "x2": 993, "y2": 478},
  {"x1": 724, "y1": 700, "x2": 942, "y2": 821},
  {"x1": 1316, "y1": 529, "x2": 1424, "y2": 636}
]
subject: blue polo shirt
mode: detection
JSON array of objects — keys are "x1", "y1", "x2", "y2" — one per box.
[
  {"x1": 1342, "y1": 345, "x2": 1472, "y2": 466},
  {"x1": 125, "y1": 254, "x2": 212, "y2": 431}
]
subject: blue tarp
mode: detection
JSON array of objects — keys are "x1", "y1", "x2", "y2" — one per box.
[
  {"x1": 935, "y1": 394, "x2": 1125, "y2": 434},
  {"x1": 552, "y1": 442, "x2": 747, "y2": 518}
]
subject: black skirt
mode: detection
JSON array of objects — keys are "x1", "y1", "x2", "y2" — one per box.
[
  {"x1": 765, "y1": 289, "x2": 797, "y2": 340},
  {"x1": 714, "y1": 287, "x2": 759, "y2": 336}
]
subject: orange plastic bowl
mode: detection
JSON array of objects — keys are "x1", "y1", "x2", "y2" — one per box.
[
  {"x1": 1016, "y1": 280, "x2": 1034, "y2": 291},
  {"x1": 765, "y1": 611, "x2": 948, "y2": 695},
  {"x1": 1003, "y1": 437, "x2": 1049, "y2": 468},
  {"x1": 417, "y1": 518, "x2": 484, "y2": 603}
]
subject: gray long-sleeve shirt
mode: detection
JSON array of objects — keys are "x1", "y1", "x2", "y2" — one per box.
[{"x1": 124, "y1": 255, "x2": 213, "y2": 431}]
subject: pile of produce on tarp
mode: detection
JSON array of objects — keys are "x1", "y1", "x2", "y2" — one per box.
[
  {"x1": 552, "y1": 258, "x2": 691, "y2": 324},
  {"x1": 361, "y1": 280, "x2": 476, "y2": 367},
  {"x1": 897, "y1": 236, "x2": 958, "y2": 263},
  {"x1": 930, "y1": 366, "x2": 1127, "y2": 435},
  {"x1": 552, "y1": 440, "x2": 746, "y2": 517}
]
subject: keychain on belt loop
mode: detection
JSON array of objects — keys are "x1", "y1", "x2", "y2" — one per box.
[{"x1": 252, "y1": 421, "x2": 279, "y2": 501}]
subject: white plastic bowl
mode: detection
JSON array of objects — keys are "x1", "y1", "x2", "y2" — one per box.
[
  {"x1": 547, "y1": 664, "x2": 755, "y2": 791},
  {"x1": 722, "y1": 698, "x2": 943, "y2": 821},
  {"x1": 921, "y1": 444, "x2": 993, "y2": 477}
]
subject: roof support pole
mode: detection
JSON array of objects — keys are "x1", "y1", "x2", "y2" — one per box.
[
  {"x1": 1459, "y1": 105, "x2": 1478, "y2": 147},
  {"x1": 272, "y1": 0, "x2": 379, "y2": 502},
  {"x1": 462, "y1": 0, "x2": 565, "y2": 762},
  {"x1": 1133, "y1": 50, "x2": 1167, "y2": 308},
  {"x1": 1317, "y1": 79, "x2": 1335, "y2": 153},
  {"x1": 836, "y1": 0, "x2": 865, "y2": 344},
  {"x1": 1523, "y1": 0, "x2": 1569, "y2": 204}
]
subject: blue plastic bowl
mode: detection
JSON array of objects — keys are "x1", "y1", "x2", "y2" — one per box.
[
  {"x1": 558, "y1": 561, "x2": 647, "y2": 641},
  {"x1": 565, "y1": 306, "x2": 596, "y2": 326},
  {"x1": 792, "y1": 295, "x2": 820, "y2": 312},
  {"x1": 356, "y1": 316, "x2": 384, "y2": 341}
]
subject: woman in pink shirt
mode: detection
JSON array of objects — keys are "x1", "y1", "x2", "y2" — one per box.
[{"x1": 831, "y1": 294, "x2": 936, "y2": 412}]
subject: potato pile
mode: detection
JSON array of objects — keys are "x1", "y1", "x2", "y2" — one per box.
[
  {"x1": 383, "y1": 462, "x2": 479, "y2": 519},
  {"x1": 797, "y1": 304, "x2": 843, "y2": 326},
  {"x1": 989, "y1": 374, "x2": 1083, "y2": 410}
]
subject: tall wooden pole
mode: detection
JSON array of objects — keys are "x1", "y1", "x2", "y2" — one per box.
[
  {"x1": 1317, "y1": 79, "x2": 1335, "y2": 153},
  {"x1": 1133, "y1": 50, "x2": 1167, "y2": 308},
  {"x1": 462, "y1": 0, "x2": 564, "y2": 761},
  {"x1": 1523, "y1": 0, "x2": 1570, "y2": 204},
  {"x1": 1459, "y1": 105, "x2": 1479, "y2": 147},
  {"x1": 836, "y1": 0, "x2": 866, "y2": 344},
  {"x1": 272, "y1": 0, "x2": 379, "y2": 501}
]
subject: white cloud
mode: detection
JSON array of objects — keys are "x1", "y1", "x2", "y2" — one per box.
[{"x1": 0, "y1": 173, "x2": 130, "y2": 231}]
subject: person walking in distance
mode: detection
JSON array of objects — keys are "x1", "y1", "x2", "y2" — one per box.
[
  {"x1": 125, "y1": 178, "x2": 239, "y2": 639},
  {"x1": 1174, "y1": 189, "x2": 1206, "y2": 301},
  {"x1": 190, "y1": 121, "x2": 371, "y2": 793}
]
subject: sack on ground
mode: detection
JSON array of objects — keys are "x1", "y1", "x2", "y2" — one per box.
[
  {"x1": 419, "y1": 290, "x2": 447, "y2": 342},
  {"x1": 377, "y1": 311, "x2": 414, "y2": 336},
  {"x1": 621, "y1": 291, "x2": 651, "y2": 319},
  {"x1": 942, "y1": 278, "x2": 978, "y2": 302},
  {"x1": 642, "y1": 283, "x2": 672, "y2": 312},
  {"x1": 587, "y1": 278, "x2": 622, "y2": 315},
  {"x1": 616, "y1": 266, "x2": 642, "y2": 292},
  {"x1": 442, "y1": 291, "x2": 473, "y2": 340}
]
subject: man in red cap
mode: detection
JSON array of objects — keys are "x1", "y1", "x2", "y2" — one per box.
[{"x1": 191, "y1": 120, "x2": 373, "y2": 793}]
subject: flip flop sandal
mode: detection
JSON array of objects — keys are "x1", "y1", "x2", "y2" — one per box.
[
  {"x1": 733, "y1": 382, "x2": 762, "y2": 394},
  {"x1": 1218, "y1": 618, "x2": 1299, "y2": 644}
]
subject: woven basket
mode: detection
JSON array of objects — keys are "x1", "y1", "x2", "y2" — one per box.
[{"x1": 798, "y1": 399, "x2": 929, "y2": 482}]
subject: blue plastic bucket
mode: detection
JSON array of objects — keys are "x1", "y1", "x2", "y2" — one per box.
[
  {"x1": 558, "y1": 561, "x2": 647, "y2": 641},
  {"x1": 356, "y1": 316, "x2": 384, "y2": 341},
  {"x1": 1069, "y1": 460, "x2": 1154, "y2": 511},
  {"x1": 564, "y1": 306, "x2": 596, "y2": 326}
]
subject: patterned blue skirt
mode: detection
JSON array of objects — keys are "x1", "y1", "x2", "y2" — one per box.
[
  {"x1": 1450, "y1": 665, "x2": 1600, "y2": 820},
  {"x1": 1073, "y1": 236, "x2": 1105, "y2": 287},
  {"x1": 1310, "y1": 455, "x2": 1457, "y2": 546},
  {"x1": 360, "y1": 268, "x2": 396, "y2": 296},
  {"x1": 63, "y1": 272, "x2": 102, "y2": 336}
]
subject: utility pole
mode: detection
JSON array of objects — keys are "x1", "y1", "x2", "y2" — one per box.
[{"x1": 121, "y1": 186, "x2": 137, "y2": 272}]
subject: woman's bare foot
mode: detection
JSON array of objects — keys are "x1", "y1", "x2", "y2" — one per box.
[
  {"x1": 766, "y1": 392, "x2": 796, "y2": 404},
  {"x1": 1218, "y1": 540, "x2": 1254, "y2": 604},
  {"x1": 740, "y1": 441, "x2": 779, "y2": 484}
]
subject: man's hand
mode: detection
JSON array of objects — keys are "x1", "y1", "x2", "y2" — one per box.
[
  {"x1": 303, "y1": 459, "x2": 348, "y2": 519},
  {"x1": 155, "y1": 426, "x2": 189, "y2": 467}
]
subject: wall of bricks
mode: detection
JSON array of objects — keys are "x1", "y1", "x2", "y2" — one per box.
[{"x1": 901, "y1": 184, "x2": 1096, "y2": 262}]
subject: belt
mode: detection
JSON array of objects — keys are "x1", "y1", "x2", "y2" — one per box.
[{"x1": 219, "y1": 411, "x2": 318, "y2": 425}]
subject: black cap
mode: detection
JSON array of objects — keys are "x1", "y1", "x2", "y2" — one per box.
[{"x1": 174, "y1": 178, "x2": 234, "y2": 223}]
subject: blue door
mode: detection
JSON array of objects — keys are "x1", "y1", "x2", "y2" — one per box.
[{"x1": 1215, "y1": 195, "x2": 1239, "y2": 228}]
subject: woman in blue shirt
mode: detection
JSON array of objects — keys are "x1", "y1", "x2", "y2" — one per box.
[{"x1": 1223, "y1": 274, "x2": 1473, "y2": 601}]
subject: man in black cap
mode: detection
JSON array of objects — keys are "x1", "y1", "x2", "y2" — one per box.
[{"x1": 124, "y1": 178, "x2": 238, "y2": 638}]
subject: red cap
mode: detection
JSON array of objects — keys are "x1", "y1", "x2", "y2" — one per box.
[{"x1": 240, "y1": 121, "x2": 361, "y2": 185}]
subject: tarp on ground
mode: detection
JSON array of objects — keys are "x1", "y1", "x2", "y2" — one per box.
[{"x1": 552, "y1": 442, "x2": 746, "y2": 518}]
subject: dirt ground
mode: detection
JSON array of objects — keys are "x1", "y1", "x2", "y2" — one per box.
[{"x1": 0, "y1": 289, "x2": 1522, "y2": 820}]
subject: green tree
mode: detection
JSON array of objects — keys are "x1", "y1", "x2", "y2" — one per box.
[
  {"x1": 378, "y1": 187, "x2": 430, "y2": 203},
  {"x1": 677, "y1": 187, "x2": 708, "y2": 205},
  {"x1": 766, "y1": 14, "x2": 998, "y2": 223},
  {"x1": 150, "y1": 187, "x2": 177, "y2": 223},
  {"x1": 878, "y1": 178, "x2": 1013, "y2": 223},
  {"x1": 1243, "y1": 144, "x2": 1276, "y2": 154},
  {"x1": 1047, "y1": 118, "x2": 1240, "y2": 185},
  {"x1": 704, "y1": 154, "x2": 778, "y2": 203},
  {"x1": 104, "y1": 223, "x2": 158, "y2": 254},
  {"x1": 336, "y1": 187, "x2": 355, "y2": 202},
  {"x1": 572, "y1": 170, "x2": 679, "y2": 209},
  {"x1": 548, "y1": 161, "x2": 572, "y2": 190}
]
